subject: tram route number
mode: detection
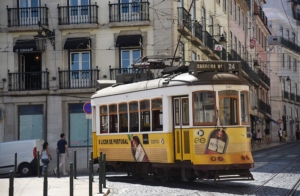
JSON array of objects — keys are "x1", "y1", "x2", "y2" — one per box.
[{"x1": 194, "y1": 137, "x2": 206, "y2": 144}]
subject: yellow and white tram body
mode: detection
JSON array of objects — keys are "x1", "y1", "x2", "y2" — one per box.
[{"x1": 91, "y1": 61, "x2": 254, "y2": 182}]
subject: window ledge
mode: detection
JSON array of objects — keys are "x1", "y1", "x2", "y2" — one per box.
[
  {"x1": 109, "y1": 21, "x2": 150, "y2": 28},
  {"x1": 58, "y1": 23, "x2": 99, "y2": 30}
]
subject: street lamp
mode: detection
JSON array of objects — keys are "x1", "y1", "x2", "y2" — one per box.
[
  {"x1": 33, "y1": 21, "x2": 55, "y2": 51},
  {"x1": 253, "y1": 60, "x2": 259, "y2": 68},
  {"x1": 218, "y1": 34, "x2": 227, "y2": 45}
]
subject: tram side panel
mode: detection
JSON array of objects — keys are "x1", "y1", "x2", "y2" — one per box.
[{"x1": 94, "y1": 133, "x2": 174, "y2": 164}]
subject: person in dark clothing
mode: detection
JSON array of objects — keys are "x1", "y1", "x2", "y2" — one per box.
[
  {"x1": 53, "y1": 133, "x2": 69, "y2": 176},
  {"x1": 264, "y1": 128, "x2": 270, "y2": 144}
]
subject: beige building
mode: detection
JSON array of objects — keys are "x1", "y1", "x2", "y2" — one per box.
[{"x1": 0, "y1": 0, "x2": 272, "y2": 170}]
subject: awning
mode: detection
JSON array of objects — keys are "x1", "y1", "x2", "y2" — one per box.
[
  {"x1": 64, "y1": 37, "x2": 91, "y2": 50},
  {"x1": 13, "y1": 39, "x2": 37, "y2": 52},
  {"x1": 116, "y1": 35, "x2": 142, "y2": 47}
]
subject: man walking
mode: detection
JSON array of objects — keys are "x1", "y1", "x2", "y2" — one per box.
[
  {"x1": 53, "y1": 133, "x2": 69, "y2": 176},
  {"x1": 278, "y1": 128, "x2": 283, "y2": 143}
]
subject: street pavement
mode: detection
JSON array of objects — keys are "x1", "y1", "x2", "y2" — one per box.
[{"x1": 0, "y1": 141, "x2": 286, "y2": 196}]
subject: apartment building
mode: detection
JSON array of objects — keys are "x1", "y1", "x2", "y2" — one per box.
[{"x1": 264, "y1": 0, "x2": 300, "y2": 141}]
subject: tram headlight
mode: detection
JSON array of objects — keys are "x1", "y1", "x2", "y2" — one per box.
[
  {"x1": 241, "y1": 155, "x2": 246, "y2": 160},
  {"x1": 246, "y1": 155, "x2": 250, "y2": 160},
  {"x1": 211, "y1": 157, "x2": 216, "y2": 161},
  {"x1": 217, "y1": 156, "x2": 224, "y2": 161}
]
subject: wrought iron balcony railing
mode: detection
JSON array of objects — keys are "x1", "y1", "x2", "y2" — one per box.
[
  {"x1": 109, "y1": 66, "x2": 157, "y2": 80},
  {"x1": 297, "y1": 95, "x2": 300, "y2": 103},
  {"x1": 8, "y1": 70, "x2": 49, "y2": 91},
  {"x1": 257, "y1": 6, "x2": 268, "y2": 27},
  {"x1": 7, "y1": 6, "x2": 48, "y2": 27},
  {"x1": 178, "y1": 7, "x2": 192, "y2": 32},
  {"x1": 193, "y1": 21, "x2": 203, "y2": 42},
  {"x1": 259, "y1": 99, "x2": 266, "y2": 113},
  {"x1": 283, "y1": 90, "x2": 289, "y2": 99},
  {"x1": 280, "y1": 36, "x2": 300, "y2": 54},
  {"x1": 266, "y1": 104, "x2": 271, "y2": 115},
  {"x1": 58, "y1": 68, "x2": 99, "y2": 89},
  {"x1": 58, "y1": 4, "x2": 98, "y2": 25},
  {"x1": 109, "y1": 1, "x2": 150, "y2": 22},
  {"x1": 257, "y1": 68, "x2": 270, "y2": 87},
  {"x1": 290, "y1": 93, "x2": 295, "y2": 101}
]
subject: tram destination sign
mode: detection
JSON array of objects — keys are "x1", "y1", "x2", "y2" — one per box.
[{"x1": 189, "y1": 61, "x2": 242, "y2": 76}]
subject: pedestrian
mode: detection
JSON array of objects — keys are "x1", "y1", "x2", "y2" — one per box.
[
  {"x1": 264, "y1": 128, "x2": 270, "y2": 144},
  {"x1": 256, "y1": 129, "x2": 262, "y2": 148},
  {"x1": 251, "y1": 128, "x2": 256, "y2": 148},
  {"x1": 296, "y1": 127, "x2": 300, "y2": 140},
  {"x1": 278, "y1": 128, "x2": 283, "y2": 142},
  {"x1": 53, "y1": 133, "x2": 69, "y2": 176},
  {"x1": 41, "y1": 142, "x2": 52, "y2": 175}
]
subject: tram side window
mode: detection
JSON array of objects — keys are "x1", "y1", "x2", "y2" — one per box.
[
  {"x1": 241, "y1": 91, "x2": 249, "y2": 123},
  {"x1": 119, "y1": 103, "x2": 128, "y2": 133},
  {"x1": 130, "y1": 102, "x2": 139, "y2": 132},
  {"x1": 140, "y1": 100, "x2": 150, "y2": 131},
  {"x1": 109, "y1": 104, "x2": 118, "y2": 133},
  {"x1": 193, "y1": 91, "x2": 216, "y2": 125},
  {"x1": 100, "y1": 106, "x2": 108, "y2": 134},
  {"x1": 182, "y1": 98, "x2": 189, "y2": 125},
  {"x1": 174, "y1": 99, "x2": 180, "y2": 126},
  {"x1": 219, "y1": 91, "x2": 239, "y2": 125},
  {"x1": 152, "y1": 98, "x2": 163, "y2": 131}
]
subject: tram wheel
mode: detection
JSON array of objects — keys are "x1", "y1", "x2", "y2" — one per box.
[{"x1": 156, "y1": 168, "x2": 169, "y2": 183}]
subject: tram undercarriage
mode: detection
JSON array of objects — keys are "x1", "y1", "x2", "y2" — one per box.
[{"x1": 106, "y1": 161, "x2": 254, "y2": 183}]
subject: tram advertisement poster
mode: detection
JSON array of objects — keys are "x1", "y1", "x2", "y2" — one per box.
[
  {"x1": 205, "y1": 129, "x2": 228, "y2": 154},
  {"x1": 128, "y1": 134, "x2": 149, "y2": 162}
]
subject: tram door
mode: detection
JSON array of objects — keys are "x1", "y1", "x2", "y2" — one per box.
[{"x1": 173, "y1": 97, "x2": 191, "y2": 161}]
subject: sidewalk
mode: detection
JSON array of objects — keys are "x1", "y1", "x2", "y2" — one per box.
[
  {"x1": 0, "y1": 174, "x2": 109, "y2": 196},
  {"x1": 251, "y1": 141, "x2": 286, "y2": 152}
]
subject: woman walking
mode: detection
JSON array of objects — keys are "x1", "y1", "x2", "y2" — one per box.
[{"x1": 41, "y1": 142, "x2": 52, "y2": 175}]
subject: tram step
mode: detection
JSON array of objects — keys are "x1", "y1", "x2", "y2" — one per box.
[{"x1": 214, "y1": 171, "x2": 254, "y2": 182}]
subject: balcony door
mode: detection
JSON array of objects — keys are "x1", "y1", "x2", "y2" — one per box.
[
  {"x1": 19, "y1": 0, "x2": 39, "y2": 26},
  {"x1": 121, "y1": 0, "x2": 141, "y2": 21},
  {"x1": 70, "y1": 52, "x2": 90, "y2": 88},
  {"x1": 69, "y1": 0, "x2": 89, "y2": 24}
]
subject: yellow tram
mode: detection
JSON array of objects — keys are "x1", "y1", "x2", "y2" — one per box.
[{"x1": 91, "y1": 61, "x2": 254, "y2": 182}]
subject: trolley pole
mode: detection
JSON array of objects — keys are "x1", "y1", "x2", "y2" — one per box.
[{"x1": 14, "y1": 153, "x2": 17, "y2": 177}]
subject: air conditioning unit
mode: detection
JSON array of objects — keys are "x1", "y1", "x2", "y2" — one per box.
[
  {"x1": 268, "y1": 36, "x2": 281, "y2": 45},
  {"x1": 0, "y1": 108, "x2": 3, "y2": 119}
]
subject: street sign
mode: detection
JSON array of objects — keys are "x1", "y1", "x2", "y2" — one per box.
[
  {"x1": 83, "y1": 102, "x2": 92, "y2": 114},
  {"x1": 214, "y1": 44, "x2": 223, "y2": 51}
]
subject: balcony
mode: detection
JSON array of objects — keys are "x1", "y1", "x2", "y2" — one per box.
[
  {"x1": 190, "y1": 21, "x2": 203, "y2": 46},
  {"x1": 8, "y1": 70, "x2": 49, "y2": 91},
  {"x1": 7, "y1": 6, "x2": 48, "y2": 30},
  {"x1": 259, "y1": 99, "x2": 266, "y2": 114},
  {"x1": 291, "y1": 93, "x2": 295, "y2": 101},
  {"x1": 280, "y1": 36, "x2": 300, "y2": 54},
  {"x1": 200, "y1": 31, "x2": 221, "y2": 60},
  {"x1": 257, "y1": 68, "x2": 270, "y2": 87},
  {"x1": 266, "y1": 104, "x2": 271, "y2": 115},
  {"x1": 58, "y1": 68, "x2": 99, "y2": 89},
  {"x1": 283, "y1": 90, "x2": 289, "y2": 99},
  {"x1": 177, "y1": 7, "x2": 192, "y2": 36},
  {"x1": 236, "y1": 0, "x2": 251, "y2": 11},
  {"x1": 109, "y1": 66, "x2": 156, "y2": 80},
  {"x1": 58, "y1": 4, "x2": 98, "y2": 26},
  {"x1": 297, "y1": 95, "x2": 300, "y2": 103},
  {"x1": 108, "y1": 1, "x2": 150, "y2": 27},
  {"x1": 255, "y1": 5, "x2": 268, "y2": 27}
]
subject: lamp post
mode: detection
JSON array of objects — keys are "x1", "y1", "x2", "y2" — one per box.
[
  {"x1": 33, "y1": 30, "x2": 47, "y2": 52},
  {"x1": 33, "y1": 21, "x2": 55, "y2": 51}
]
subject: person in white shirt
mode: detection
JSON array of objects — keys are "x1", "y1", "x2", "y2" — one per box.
[{"x1": 278, "y1": 128, "x2": 283, "y2": 142}]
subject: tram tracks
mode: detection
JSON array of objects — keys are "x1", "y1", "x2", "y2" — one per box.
[{"x1": 247, "y1": 156, "x2": 300, "y2": 195}]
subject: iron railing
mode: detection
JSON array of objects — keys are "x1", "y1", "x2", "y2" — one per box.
[
  {"x1": 221, "y1": 48, "x2": 227, "y2": 61},
  {"x1": 58, "y1": 68, "x2": 99, "y2": 89},
  {"x1": 257, "y1": 68, "x2": 270, "y2": 87},
  {"x1": 58, "y1": 4, "x2": 98, "y2": 25},
  {"x1": 178, "y1": 7, "x2": 192, "y2": 32},
  {"x1": 109, "y1": 1, "x2": 150, "y2": 22},
  {"x1": 297, "y1": 95, "x2": 300, "y2": 102},
  {"x1": 290, "y1": 93, "x2": 295, "y2": 101},
  {"x1": 259, "y1": 99, "x2": 266, "y2": 113},
  {"x1": 109, "y1": 66, "x2": 163, "y2": 80},
  {"x1": 257, "y1": 6, "x2": 268, "y2": 26},
  {"x1": 194, "y1": 21, "x2": 203, "y2": 41},
  {"x1": 280, "y1": 36, "x2": 300, "y2": 54},
  {"x1": 266, "y1": 104, "x2": 271, "y2": 115},
  {"x1": 283, "y1": 90, "x2": 289, "y2": 99},
  {"x1": 7, "y1": 6, "x2": 48, "y2": 27},
  {"x1": 8, "y1": 70, "x2": 49, "y2": 91}
]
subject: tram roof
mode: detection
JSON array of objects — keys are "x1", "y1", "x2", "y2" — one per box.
[{"x1": 91, "y1": 70, "x2": 249, "y2": 99}]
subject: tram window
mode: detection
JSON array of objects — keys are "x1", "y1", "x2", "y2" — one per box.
[
  {"x1": 140, "y1": 100, "x2": 150, "y2": 131},
  {"x1": 129, "y1": 102, "x2": 139, "y2": 132},
  {"x1": 152, "y1": 98, "x2": 163, "y2": 131},
  {"x1": 109, "y1": 104, "x2": 118, "y2": 133},
  {"x1": 241, "y1": 91, "x2": 249, "y2": 123},
  {"x1": 100, "y1": 106, "x2": 108, "y2": 134},
  {"x1": 182, "y1": 98, "x2": 189, "y2": 125},
  {"x1": 219, "y1": 91, "x2": 239, "y2": 125},
  {"x1": 119, "y1": 103, "x2": 128, "y2": 133},
  {"x1": 174, "y1": 99, "x2": 180, "y2": 126},
  {"x1": 193, "y1": 91, "x2": 216, "y2": 125}
]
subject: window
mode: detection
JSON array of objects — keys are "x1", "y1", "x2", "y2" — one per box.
[
  {"x1": 234, "y1": 36, "x2": 237, "y2": 51},
  {"x1": 282, "y1": 54, "x2": 285, "y2": 67},
  {"x1": 121, "y1": 49, "x2": 141, "y2": 68},
  {"x1": 109, "y1": 104, "x2": 118, "y2": 133},
  {"x1": 129, "y1": 102, "x2": 139, "y2": 132},
  {"x1": 140, "y1": 100, "x2": 150, "y2": 131},
  {"x1": 230, "y1": 0, "x2": 232, "y2": 15},
  {"x1": 296, "y1": 108, "x2": 298, "y2": 118},
  {"x1": 283, "y1": 105, "x2": 286, "y2": 115},
  {"x1": 202, "y1": 7, "x2": 206, "y2": 31},
  {"x1": 289, "y1": 107, "x2": 292, "y2": 117},
  {"x1": 179, "y1": 42, "x2": 184, "y2": 61},
  {"x1": 192, "y1": 52, "x2": 196, "y2": 61},
  {"x1": 219, "y1": 90, "x2": 239, "y2": 125},
  {"x1": 69, "y1": 103, "x2": 92, "y2": 147},
  {"x1": 280, "y1": 27, "x2": 283, "y2": 37},
  {"x1": 223, "y1": 0, "x2": 226, "y2": 12},
  {"x1": 70, "y1": 52, "x2": 91, "y2": 87},
  {"x1": 296, "y1": 83, "x2": 298, "y2": 96},
  {"x1": 182, "y1": 98, "x2": 189, "y2": 125},
  {"x1": 238, "y1": 7, "x2": 240, "y2": 25},
  {"x1": 292, "y1": 32, "x2": 296, "y2": 43},
  {"x1": 217, "y1": 24, "x2": 222, "y2": 36},
  {"x1": 152, "y1": 99, "x2": 163, "y2": 131},
  {"x1": 19, "y1": 105, "x2": 44, "y2": 140},
  {"x1": 19, "y1": 0, "x2": 39, "y2": 25},
  {"x1": 209, "y1": 16, "x2": 214, "y2": 35},
  {"x1": 287, "y1": 30, "x2": 290, "y2": 40},
  {"x1": 234, "y1": 0, "x2": 236, "y2": 20},
  {"x1": 69, "y1": 0, "x2": 89, "y2": 22},
  {"x1": 100, "y1": 106, "x2": 108, "y2": 134},
  {"x1": 242, "y1": 12, "x2": 244, "y2": 30},
  {"x1": 294, "y1": 58, "x2": 297, "y2": 72},
  {"x1": 241, "y1": 91, "x2": 249, "y2": 123},
  {"x1": 230, "y1": 31, "x2": 232, "y2": 50},
  {"x1": 238, "y1": 41, "x2": 241, "y2": 55},
  {"x1": 288, "y1": 55, "x2": 291, "y2": 69},
  {"x1": 193, "y1": 91, "x2": 216, "y2": 125},
  {"x1": 119, "y1": 103, "x2": 128, "y2": 132}
]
